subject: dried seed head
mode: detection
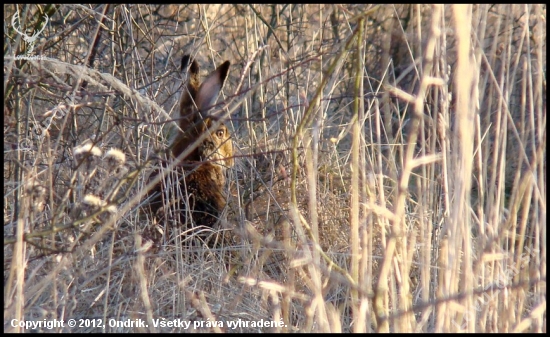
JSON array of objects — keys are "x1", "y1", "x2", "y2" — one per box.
[
  {"x1": 99, "y1": 204, "x2": 118, "y2": 224},
  {"x1": 82, "y1": 194, "x2": 106, "y2": 209},
  {"x1": 105, "y1": 205, "x2": 117, "y2": 214},
  {"x1": 104, "y1": 148, "x2": 126, "y2": 168},
  {"x1": 74, "y1": 140, "x2": 102, "y2": 162}
]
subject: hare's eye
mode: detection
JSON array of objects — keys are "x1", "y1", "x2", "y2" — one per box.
[{"x1": 216, "y1": 130, "x2": 225, "y2": 138}]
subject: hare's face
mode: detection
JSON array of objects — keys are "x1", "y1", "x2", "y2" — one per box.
[{"x1": 198, "y1": 117, "x2": 233, "y2": 168}]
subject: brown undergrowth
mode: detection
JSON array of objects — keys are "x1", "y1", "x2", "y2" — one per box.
[{"x1": 4, "y1": 4, "x2": 545, "y2": 332}]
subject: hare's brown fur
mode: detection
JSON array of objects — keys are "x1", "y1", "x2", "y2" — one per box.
[{"x1": 147, "y1": 54, "x2": 233, "y2": 229}]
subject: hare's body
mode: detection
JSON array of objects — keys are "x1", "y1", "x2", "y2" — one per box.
[{"x1": 147, "y1": 54, "x2": 233, "y2": 229}]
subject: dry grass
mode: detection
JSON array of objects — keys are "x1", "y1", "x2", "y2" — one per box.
[{"x1": 4, "y1": 4, "x2": 546, "y2": 332}]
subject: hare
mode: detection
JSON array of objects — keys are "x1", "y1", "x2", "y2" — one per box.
[{"x1": 147, "y1": 54, "x2": 233, "y2": 230}]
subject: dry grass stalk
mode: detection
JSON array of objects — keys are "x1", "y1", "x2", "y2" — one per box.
[{"x1": 3, "y1": 4, "x2": 545, "y2": 332}]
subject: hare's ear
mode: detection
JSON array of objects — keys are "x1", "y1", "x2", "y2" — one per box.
[
  {"x1": 181, "y1": 54, "x2": 191, "y2": 71},
  {"x1": 181, "y1": 54, "x2": 200, "y2": 74},
  {"x1": 181, "y1": 54, "x2": 200, "y2": 90},
  {"x1": 195, "y1": 61, "x2": 230, "y2": 113}
]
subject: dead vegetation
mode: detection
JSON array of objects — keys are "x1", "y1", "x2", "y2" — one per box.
[{"x1": 4, "y1": 4, "x2": 546, "y2": 332}]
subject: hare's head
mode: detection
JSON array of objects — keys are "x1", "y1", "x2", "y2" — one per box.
[
  {"x1": 172, "y1": 54, "x2": 233, "y2": 166},
  {"x1": 197, "y1": 116, "x2": 233, "y2": 168}
]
